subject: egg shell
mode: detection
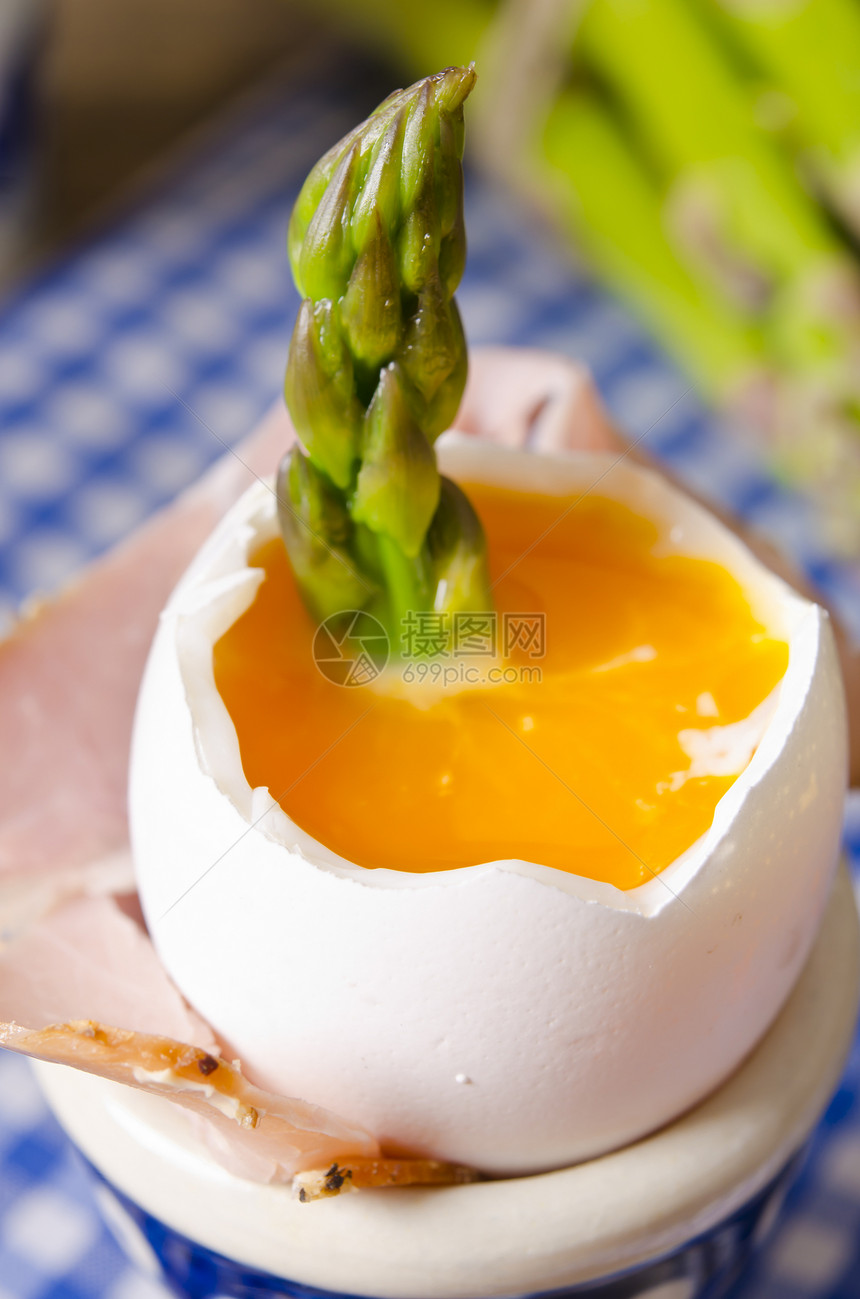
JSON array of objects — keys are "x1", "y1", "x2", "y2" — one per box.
[{"x1": 130, "y1": 436, "x2": 847, "y2": 1175}]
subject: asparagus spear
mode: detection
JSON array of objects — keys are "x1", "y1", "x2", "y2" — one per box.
[
  {"x1": 703, "y1": 0, "x2": 860, "y2": 236},
  {"x1": 539, "y1": 87, "x2": 860, "y2": 554},
  {"x1": 279, "y1": 67, "x2": 492, "y2": 648},
  {"x1": 576, "y1": 0, "x2": 860, "y2": 375},
  {"x1": 539, "y1": 87, "x2": 772, "y2": 409}
]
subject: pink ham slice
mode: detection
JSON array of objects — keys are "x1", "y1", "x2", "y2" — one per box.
[
  {"x1": 0, "y1": 1018, "x2": 384, "y2": 1184},
  {"x1": 455, "y1": 347, "x2": 625, "y2": 454},
  {"x1": 0, "y1": 889, "x2": 385, "y2": 1183},
  {"x1": 0, "y1": 890, "x2": 213, "y2": 1042},
  {"x1": 0, "y1": 403, "x2": 290, "y2": 893},
  {"x1": 0, "y1": 1012, "x2": 478, "y2": 1192}
]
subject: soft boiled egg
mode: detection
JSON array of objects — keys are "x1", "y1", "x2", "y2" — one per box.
[{"x1": 129, "y1": 435, "x2": 847, "y2": 1176}]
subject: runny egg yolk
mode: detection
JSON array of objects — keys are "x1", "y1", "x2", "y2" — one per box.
[{"x1": 213, "y1": 483, "x2": 788, "y2": 889}]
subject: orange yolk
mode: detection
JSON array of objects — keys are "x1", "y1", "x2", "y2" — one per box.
[{"x1": 213, "y1": 483, "x2": 787, "y2": 889}]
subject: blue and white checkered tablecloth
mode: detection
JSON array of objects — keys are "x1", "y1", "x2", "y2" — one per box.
[{"x1": 0, "y1": 52, "x2": 859, "y2": 1299}]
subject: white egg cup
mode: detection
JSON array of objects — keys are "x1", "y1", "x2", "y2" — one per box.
[{"x1": 35, "y1": 864, "x2": 860, "y2": 1298}]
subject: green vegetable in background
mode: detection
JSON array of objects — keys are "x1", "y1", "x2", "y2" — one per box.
[
  {"x1": 279, "y1": 66, "x2": 492, "y2": 647},
  {"x1": 577, "y1": 0, "x2": 857, "y2": 373},
  {"x1": 541, "y1": 87, "x2": 770, "y2": 407},
  {"x1": 702, "y1": 0, "x2": 860, "y2": 238}
]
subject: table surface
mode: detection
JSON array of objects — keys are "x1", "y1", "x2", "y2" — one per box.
[{"x1": 0, "y1": 51, "x2": 859, "y2": 1299}]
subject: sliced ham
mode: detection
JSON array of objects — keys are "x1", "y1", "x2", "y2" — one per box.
[
  {"x1": 0, "y1": 1018, "x2": 382, "y2": 1182},
  {"x1": 0, "y1": 889, "x2": 213, "y2": 1043},
  {"x1": 456, "y1": 346, "x2": 626, "y2": 454},
  {"x1": 0, "y1": 889, "x2": 474, "y2": 1188},
  {"x1": 0, "y1": 403, "x2": 290, "y2": 889}
]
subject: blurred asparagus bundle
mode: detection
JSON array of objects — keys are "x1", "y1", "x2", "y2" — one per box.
[
  {"x1": 305, "y1": 0, "x2": 860, "y2": 555},
  {"x1": 543, "y1": 0, "x2": 860, "y2": 556}
]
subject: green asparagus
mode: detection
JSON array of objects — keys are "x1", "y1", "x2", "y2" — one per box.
[
  {"x1": 540, "y1": 87, "x2": 771, "y2": 404},
  {"x1": 702, "y1": 0, "x2": 860, "y2": 237},
  {"x1": 279, "y1": 66, "x2": 492, "y2": 649},
  {"x1": 576, "y1": 0, "x2": 860, "y2": 376}
]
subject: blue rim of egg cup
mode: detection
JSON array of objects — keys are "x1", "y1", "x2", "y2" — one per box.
[
  {"x1": 34, "y1": 865, "x2": 860, "y2": 1299},
  {"x1": 81, "y1": 1149, "x2": 803, "y2": 1299}
]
